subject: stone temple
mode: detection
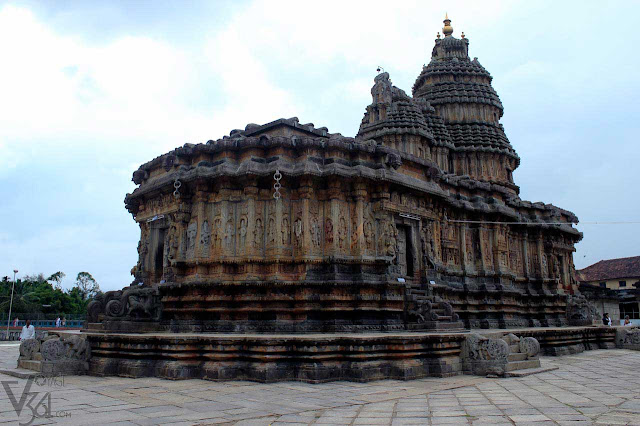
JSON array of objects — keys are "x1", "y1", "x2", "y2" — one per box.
[{"x1": 60, "y1": 16, "x2": 614, "y2": 382}]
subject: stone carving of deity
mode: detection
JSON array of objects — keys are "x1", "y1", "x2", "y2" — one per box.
[
  {"x1": 293, "y1": 218, "x2": 303, "y2": 247},
  {"x1": 268, "y1": 217, "x2": 276, "y2": 245},
  {"x1": 350, "y1": 218, "x2": 358, "y2": 250},
  {"x1": 254, "y1": 218, "x2": 263, "y2": 248},
  {"x1": 200, "y1": 220, "x2": 211, "y2": 247},
  {"x1": 213, "y1": 218, "x2": 223, "y2": 249},
  {"x1": 422, "y1": 223, "x2": 435, "y2": 268},
  {"x1": 282, "y1": 217, "x2": 290, "y2": 245},
  {"x1": 311, "y1": 217, "x2": 321, "y2": 248},
  {"x1": 239, "y1": 217, "x2": 247, "y2": 248},
  {"x1": 386, "y1": 222, "x2": 398, "y2": 260},
  {"x1": 224, "y1": 220, "x2": 235, "y2": 251},
  {"x1": 364, "y1": 220, "x2": 374, "y2": 251},
  {"x1": 325, "y1": 219, "x2": 334, "y2": 244},
  {"x1": 338, "y1": 217, "x2": 347, "y2": 249},
  {"x1": 186, "y1": 222, "x2": 197, "y2": 252}
]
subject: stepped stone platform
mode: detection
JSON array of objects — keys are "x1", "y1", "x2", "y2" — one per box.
[{"x1": 28, "y1": 326, "x2": 617, "y2": 383}]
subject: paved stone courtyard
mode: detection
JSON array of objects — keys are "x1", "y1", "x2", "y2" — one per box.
[{"x1": 1, "y1": 343, "x2": 639, "y2": 425}]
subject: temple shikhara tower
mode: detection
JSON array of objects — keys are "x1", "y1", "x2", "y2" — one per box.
[{"x1": 88, "y1": 15, "x2": 583, "y2": 335}]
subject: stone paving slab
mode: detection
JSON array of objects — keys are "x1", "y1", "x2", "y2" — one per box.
[{"x1": 2, "y1": 343, "x2": 640, "y2": 425}]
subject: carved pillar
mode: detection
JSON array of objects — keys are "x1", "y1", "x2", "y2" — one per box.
[
  {"x1": 459, "y1": 223, "x2": 467, "y2": 273},
  {"x1": 244, "y1": 180, "x2": 258, "y2": 256},
  {"x1": 478, "y1": 226, "x2": 488, "y2": 273},
  {"x1": 219, "y1": 182, "x2": 232, "y2": 258},
  {"x1": 328, "y1": 179, "x2": 341, "y2": 255},
  {"x1": 522, "y1": 231, "x2": 530, "y2": 278},
  {"x1": 354, "y1": 180, "x2": 366, "y2": 256},
  {"x1": 275, "y1": 190, "x2": 283, "y2": 257},
  {"x1": 492, "y1": 224, "x2": 502, "y2": 275},
  {"x1": 299, "y1": 177, "x2": 313, "y2": 257},
  {"x1": 537, "y1": 232, "x2": 546, "y2": 279},
  {"x1": 194, "y1": 182, "x2": 207, "y2": 259}
]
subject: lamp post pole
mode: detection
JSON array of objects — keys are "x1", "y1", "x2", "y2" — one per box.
[{"x1": 6, "y1": 269, "x2": 17, "y2": 337}]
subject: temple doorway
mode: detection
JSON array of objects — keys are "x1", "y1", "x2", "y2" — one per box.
[{"x1": 396, "y1": 225, "x2": 414, "y2": 278}]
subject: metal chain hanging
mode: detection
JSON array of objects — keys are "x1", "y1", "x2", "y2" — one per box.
[
  {"x1": 173, "y1": 178, "x2": 182, "y2": 199},
  {"x1": 273, "y1": 169, "x2": 282, "y2": 200}
]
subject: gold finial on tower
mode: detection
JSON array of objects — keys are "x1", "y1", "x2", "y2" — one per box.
[
  {"x1": 461, "y1": 32, "x2": 465, "y2": 39},
  {"x1": 436, "y1": 31, "x2": 441, "y2": 39},
  {"x1": 442, "y1": 13, "x2": 453, "y2": 37}
]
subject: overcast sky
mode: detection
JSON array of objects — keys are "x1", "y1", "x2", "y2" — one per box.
[{"x1": 1, "y1": 1, "x2": 638, "y2": 292}]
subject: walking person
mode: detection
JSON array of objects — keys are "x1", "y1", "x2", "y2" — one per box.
[
  {"x1": 624, "y1": 315, "x2": 632, "y2": 326},
  {"x1": 602, "y1": 313, "x2": 612, "y2": 326},
  {"x1": 55, "y1": 317, "x2": 61, "y2": 328}
]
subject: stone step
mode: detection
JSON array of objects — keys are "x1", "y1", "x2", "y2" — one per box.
[
  {"x1": 505, "y1": 359, "x2": 541, "y2": 372},
  {"x1": 505, "y1": 366, "x2": 559, "y2": 378},
  {"x1": 436, "y1": 315, "x2": 452, "y2": 321},
  {"x1": 85, "y1": 323, "x2": 104, "y2": 331},
  {"x1": 508, "y1": 352, "x2": 528, "y2": 362}
]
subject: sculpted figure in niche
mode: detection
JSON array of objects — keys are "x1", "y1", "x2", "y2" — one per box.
[
  {"x1": 213, "y1": 218, "x2": 223, "y2": 249},
  {"x1": 186, "y1": 222, "x2": 197, "y2": 252},
  {"x1": 254, "y1": 218, "x2": 263, "y2": 248},
  {"x1": 239, "y1": 217, "x2": 247, "y2": 248},
  {"x1": 282, "y1": 217, "x2": 290, "y2": 245},
  {"x1": 311, "y1": 217, "x2": 321, "y2": 248},
  {"x1": 200, "y1": 220, "x2": 211, "y2": 247},
  {"x1": 421, "y1": 222, "x2": 436, "y2": 268},
  {"x1": 552, "y1": 255, "x2": 561, "y2": 282},
  {"x1": 338, "y1": 217, "x2": 347, "y2": 249},
  {"x1": 268, "y1": 217, "x2": 276, "y2": 245},
  {"x1": 224, "y1": 219, "x2": 234, "y2": 251},
  {"x1": 364, "y1": 220, "x2": 374, "y2": 251},
  {"x1": 293, "y1": 218, "x2": 303, "y2": 248},
  {"x1": 386, "y1": 222, "x2": 398, "y2": 261},
  {"x1": 325, "y1": 218, "x2": 334, "y2": 244},
  {"x1": 350, "y1": 219, "x2": 358, "y2": 250}
]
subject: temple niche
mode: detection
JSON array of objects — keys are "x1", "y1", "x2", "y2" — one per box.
[{"x1": 98, "y1": 16, "x2": 581, "y2": 334}]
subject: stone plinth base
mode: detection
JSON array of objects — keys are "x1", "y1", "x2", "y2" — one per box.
[
  {"x1": 48, "y1": 326, "x2": 621, "y2": 383},
  {"x1": 18, "y1": 359, "x2": 88, "y2": 376},
  {"x1": 494, "y1": 326, "x2": 617, "y2": 356},
  {"x1": 86, "y1": 331, "x2": 465, "y2": 383}
]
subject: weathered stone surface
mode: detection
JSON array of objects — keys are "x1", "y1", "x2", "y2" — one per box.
[
  {"x1": 86, "y1": 331, "x2": 465, "y2": 382},
  {"x1": 17, "y1": 333, "x2": 91, "y2": 376},
  {"x1": 616, "y1": 326, "x2": 640, "y2": 350},
  {"x1": 461, "y1": 332, "x2": 541, "y2": 377}
]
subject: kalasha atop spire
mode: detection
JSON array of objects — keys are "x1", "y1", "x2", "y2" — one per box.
[{"x1": 442, "y1": 13, "x2": 453, "y2": 37}]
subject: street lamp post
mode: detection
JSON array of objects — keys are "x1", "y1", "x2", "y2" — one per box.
[{"x1": 6, "y1": 269, "x2": 17, "y2": 337}]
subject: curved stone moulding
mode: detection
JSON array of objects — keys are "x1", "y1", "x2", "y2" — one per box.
[{"x1": 87, "y1": 332, "x2": 466, "y2": 383}]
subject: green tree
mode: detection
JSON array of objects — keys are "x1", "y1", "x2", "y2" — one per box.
[
  {"x1": 74, "y1": 272, "x2": 100, "y2": 301},
  {"x1": 47, "y1": 271, "x2": 66, "y2": 290}
]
